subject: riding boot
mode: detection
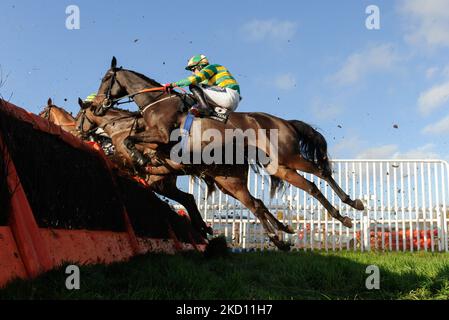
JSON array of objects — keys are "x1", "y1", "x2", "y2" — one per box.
[
  {"x1": 125, "y1": 139, "x2": 149, "y2": 167},
  {"x1": 189, "y1": 85, "x2": 211, "y2": 117},
  {"x1": 146, "y1": 149, "x2": 164, "y2": 166}
]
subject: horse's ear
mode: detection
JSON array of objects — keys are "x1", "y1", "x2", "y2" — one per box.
[
  {"x1": 47, "y1": 98, "x2": 52, "y2": 106},
  {"x1": 78, "y1": 97, "x2": 87, "y2": 109},
  {"x1": 111, "y1": 56, "x2": 117, "y2": 69}
]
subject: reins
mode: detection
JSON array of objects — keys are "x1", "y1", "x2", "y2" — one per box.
[
  {"x1": 98, "y1": 68, "x2": 189, "y2": 116},
  {"x1": 78, "y1": 108, "x2": 141, "y2": 139},
  {"x1": 41, "y1": 105, "x2": 76, "y2": 127},
  {"x1": 105, "y1": 80, "x2": 188, "y2": 110}
]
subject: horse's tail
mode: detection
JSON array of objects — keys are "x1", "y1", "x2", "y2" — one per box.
[
  {"x1": 269, "y1": 175, "x2": 286, "y2": 198},
  {"x1": 248, "y1": 161, "x2": 286, "y2": 198},
  {"x1": 288, "y1": 120, "x2": 332, "y2": 177},
  {"x1": 193, "y1": 175, "x2": 217, "y2": 199}
]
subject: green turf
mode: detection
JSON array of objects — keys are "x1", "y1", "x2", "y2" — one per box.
[{"x1": 1, "y1": 251, "x2": 448, "y2": 300}]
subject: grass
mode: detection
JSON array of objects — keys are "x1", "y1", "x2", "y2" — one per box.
[{"x1": 1, "y1": 250, "x2": 449, "y2": 300}]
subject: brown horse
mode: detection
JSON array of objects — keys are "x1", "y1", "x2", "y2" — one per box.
[
  {"x1": 38, "y1": 98, "x2": 117, "y2": 156},
  {"x1": 90, "y1": 57, "x2": 364, "y2": 250},
  {"x1": 38, "y1": 98, "x2": 80, "y2": 136},
  {"x1": 75, "y1": 99, "x2": 213, "y2": 238},
  {"x1": 38, "y1": 98, "x2": 212, "y2": 238}
]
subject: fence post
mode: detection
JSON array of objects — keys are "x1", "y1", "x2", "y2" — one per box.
[
  {"x1": 0, "y1": 131, "x2": 53, "y2": 278},
  {"x1": 189, "y1": 159, "x2": 449, "y2": 252},
  {"x1": 363, "y1": 215, "x2": 370, "y2": 251}
]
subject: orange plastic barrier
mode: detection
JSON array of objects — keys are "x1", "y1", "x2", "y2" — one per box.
[
  {"x1": 0, "y1": 100, "x2": 205, "y2": 288},
  {"x1": 357, "y1": 229, "x2": 438, "y2": 250}
]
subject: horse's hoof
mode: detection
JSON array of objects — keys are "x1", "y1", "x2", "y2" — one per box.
[
  {"x1": 269, "y1": 235, "x2": 292, "y2": 251},
  {"x1": 353, "y1": 199, "x2": 365, "y2": 211},
  {"x1": 205, "y1": 226, "x2": 214, "y2": 236},
  {"x1": 342, "y1": 217, "x2": 353, "y2": 228},
  {"x1": 284, "y1": 225, "x2": 295, "y2": 234},
  {"x1": 278, "y1": 242, "x2": 292, "y2": 252}
]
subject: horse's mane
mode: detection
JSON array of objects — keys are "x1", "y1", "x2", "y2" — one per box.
[
  {"x1": 123, "y1": 69, "x2": 163, "y2": 87},
  {"x1": 37, "y1": 107, "x2": 47, "y2": 117},
  {"x1": 108, "y1": 106, "x2": 141, "y2": 116},
  {"x1": 121, "y1": 68, "x2": 186, "y2": 100},
  {"x1": 38, "y1": 105, "x2": 67, "y2": 117}
]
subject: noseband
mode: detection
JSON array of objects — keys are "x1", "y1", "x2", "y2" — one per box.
[
  {"x1": 40, "y1": 106, "x2": 52, "y2": 120},
  {"x1": 95, "y1": 69, "x2": 186, "y2": 117},
  {"x1": 94, "y1": 68, "x2": 120, "y2": 116},
  {"x1": 77, "y1": 109, "x2": 97, "y2": 136}
]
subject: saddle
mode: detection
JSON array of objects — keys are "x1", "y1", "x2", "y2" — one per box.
[
  {"x1": 178, "y1": 96, "x2": 232, "y2": 153},
  {"x1": 207, "y1": 101, "x2": 232, "y2": 123},
  {"x1": 181, "y1": 94, "x2": 231, "y2": 123}
]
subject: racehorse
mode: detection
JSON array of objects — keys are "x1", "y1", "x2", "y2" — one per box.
[
  {"x1": 75, "y1": 99, "x2": 213, "y2": 238},
  {"x1": 88, "y1": 57, "x2": 365, "y2": 251},
  {"x1": 39, "y1": 99, "x2": 212, "y2": 238},
  {"x1": 38, "y1": 98, "x2": 79, "y2": 136}
]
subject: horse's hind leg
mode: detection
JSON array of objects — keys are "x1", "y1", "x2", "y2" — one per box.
[
  {"x1": 287, "y1": 157, "x2": 364, "y2": 211},
  {"x1": 274, "y1": 166, "x2": 353, "y2": 228},
  {"x1": 322, "y1": 174, "x2": 364, "y2": 210},
  {"x1": 253, "y1": 197, "x2": 295, "y2": 234},
  {"x1": 212, "y1": 175, "x2": 291, "y2": 251}
]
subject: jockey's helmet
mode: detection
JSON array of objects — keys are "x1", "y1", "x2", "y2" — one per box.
[
  {"x1": 85, "y1": 93, "x2": 97, "y2": 102},
  {"x1": 185, "y1": 54, "x2": 209, "y2": 71}
]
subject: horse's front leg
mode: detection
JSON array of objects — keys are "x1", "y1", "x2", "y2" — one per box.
[
  {"x1": 150, "y1": 175, "x2": 213, "y2": 239},
  {"x1": 123, "y1": 133, "x2": 152, "y2": 167},
  {"x1": 124, "y1": 129, "x2": 170, "y2": 167}
]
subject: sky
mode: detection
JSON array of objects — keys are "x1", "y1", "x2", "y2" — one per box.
[{"x1": 1, "y1": 0, "x2": 449, "y2": 162}]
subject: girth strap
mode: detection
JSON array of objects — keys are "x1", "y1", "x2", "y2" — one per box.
[{"x1": 141, "y1": 96, "x2": 177, "y2": 114}]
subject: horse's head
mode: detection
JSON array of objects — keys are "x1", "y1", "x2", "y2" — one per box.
[
  {"x1": 39, "y1": 98, "x2": 76, "y2": 126},
  {"x1": 92, "y1": 56, "x2": 128, "y2": 116},
  {"x1": 38, "y1": 98, "x2": 55, "y2": 120},
  {"x1": 93, "y1": 57, "x2": 169, "y2": 116},
  {"x1": 75, "y1": 97, "x2": 98, "y2": 137}
]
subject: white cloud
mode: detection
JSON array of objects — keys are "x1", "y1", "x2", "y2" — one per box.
[
  {"x1": 242, "y1": 19, "x2": 297, "y2": 42},
  {"x1": 418, "y1": 80, "x2": 449, "y2": 115},
  {"x1": 310, "y1": 99, "x2": 344, "y2": 121},
  {"x1": 443, "y1": 65, "x2": 449, "y2": 77},
  {"x1": 398, "y1": 144, "x2": 441, "y2": 159},
  {"x1": 422, "y1": 114, "x2": 449, "y2": 134},
  {"x1": 356, "y1": 143, "x2": 441, "y2": 159},
  {"x1": 329, "y1": 44, "x2": 399, "y2": 86},
  {"x1": 357, "y1": 145, "x2": 399, "y2": 159},
  {"x1": 330, "y1": 136, "x2": 364, "y2": 158},
  {"x1": 425, "y1": 67, "x2": 439, "y2": 79},
  {"x1": 274, "y1": 73, "x2": 297, "y2": 90},
  {"x1": 400, "y1": 0, "x2": 449, "y2": 48}
]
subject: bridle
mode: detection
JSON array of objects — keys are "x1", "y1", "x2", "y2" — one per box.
[
  {"x1": 77, "y1": 109, "x2": 98, "y2": 137},
  {"x1": 77, "y1": 106, "x2": 140, "y2": 140},
  {"x1": 94, "y1": 68, "x2": 186, "y2": 116},
  {"x1": 40, "y1": 105, "x2": 76, "y2": 127},
  {"x1": 94, "y1": 68, "x2": 121, "y2": 115},
  {"x1": 41, "y1": 106, "x2": 51, "y2": 120}
]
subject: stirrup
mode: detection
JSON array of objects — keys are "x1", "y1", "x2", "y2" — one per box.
[
  {"x1": 190, "y1": 105, "x2": 211, "y2": 117},
  {"x1": 130, "y1": 150, "x2": 149, "y2": 167}
]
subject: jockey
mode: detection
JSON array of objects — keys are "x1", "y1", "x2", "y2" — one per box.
[
  {"x1": 164, "y1": 54, "x2": 241, "y2": 117},
  {"x1": 82, "y1": 93, "x2": 110, "y2": 139},
  {"x1": 84, "y1": 93, "x2": 97, "y2": 103}
]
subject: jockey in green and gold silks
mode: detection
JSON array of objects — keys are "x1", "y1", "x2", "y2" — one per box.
[
  {"x1": 163, "y1": 54, "x2": 241, "y2": 117},
  {"x1": 85, "y1": 93, "x2": 97, "y2": 103}
]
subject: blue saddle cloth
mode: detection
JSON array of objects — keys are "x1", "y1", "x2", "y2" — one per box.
[{"x1": 180, "y1": 112, "x2": 195, "y2": 152}]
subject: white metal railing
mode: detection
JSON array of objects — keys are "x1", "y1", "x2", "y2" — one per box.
[{"x1": 188, "y1": 159, "x2": 449, "y2": 252}]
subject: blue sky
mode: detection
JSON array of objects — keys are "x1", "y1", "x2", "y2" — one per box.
[{"x1": 1, "y1": 0, "x2": 449, "y2": 161}]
